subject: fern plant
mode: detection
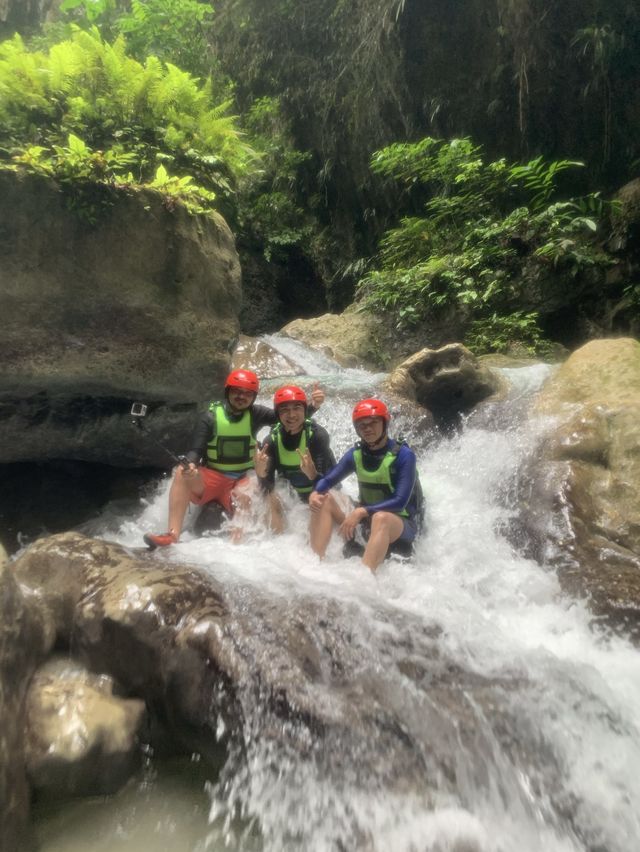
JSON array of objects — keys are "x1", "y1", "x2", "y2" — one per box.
[{"x1": 0, "y1": 28, "x2": 257, "y2": 216}]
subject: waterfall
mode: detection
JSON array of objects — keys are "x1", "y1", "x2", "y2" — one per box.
[{"x1": 35, "y1": 339, "x2": 640, "y2": 852}]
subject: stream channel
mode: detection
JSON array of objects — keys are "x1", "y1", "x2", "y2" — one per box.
[{"x1": 32, "y1": 336, "x2": 640, "y2": 852}]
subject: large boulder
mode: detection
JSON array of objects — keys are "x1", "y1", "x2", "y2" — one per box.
[
  {"x1": 384, "y1": 343, "x2": 508, "y2": 428},
  {"x1": 25, "y1": 658, "x2": 146, "y2": 797},
  {"x1": 0, "y1": 170, "x2": 242, "y2": 468},
  {"x1": 280, "y1": 304, "x2": 461, "y2": 371},
  {"x1": 281, "y1": 307, "x2": 389, "y2": 369},
  {"x1": 0, "y1": 563, "x2": 49, "y2": 850},
  {"x1": 527, "y1": 338, "x2": 640, "y2": 632}
]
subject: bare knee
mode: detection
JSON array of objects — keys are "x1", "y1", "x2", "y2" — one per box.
[
  {"x1": 370, "y1": 511, "x2": 393, "y2": 532},
  {"x1": 370, "y1": 512, "x2": 403, "y2": 541}
]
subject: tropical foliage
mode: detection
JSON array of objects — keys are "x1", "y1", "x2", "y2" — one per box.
[
  {"x1": 356, "y1": 138, "x2": 614, "y2": 353},
  {"x1": 0, "y1": 27, "x2": 255, "y2": 218},
  {"x1": 58, "y1": 0, "x2": 217, "y2": 78},
  {"x1": 235, "y1": 96, "x2": 316, "y2": 262}
]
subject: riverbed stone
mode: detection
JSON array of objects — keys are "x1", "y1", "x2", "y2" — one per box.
[
  {"x1": 0, "y1": 170, "x2": 241, "y2": 468},
  {"x1": 384, "y1": 343, "x2": 508, "y2": 427},
  {"x1": 528, "y1": 338, "x2": 640, "y2": 632},
  {"x1": 25, "y1": 657, "x2": 146, "y2": 797}
]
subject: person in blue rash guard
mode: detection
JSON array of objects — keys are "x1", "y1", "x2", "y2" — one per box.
[{"x1": 308, "y1": 398, "x2": 424, "y2": 572}]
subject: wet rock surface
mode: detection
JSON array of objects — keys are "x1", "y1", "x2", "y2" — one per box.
[
  {"x1": 384, "y1": 343, "x2": 508, "y2": 428},
  {"x1": 0, "y1": 170, "x2": 241, "y2": 469},
  {"x1": 281, "y1": 305, "x2": 462, "y2": 371},
  {"x1": 0, "y1": 563, "x2": 48, "y2": 851},
  {"x1": 25, "y1": 657, "x2": 146, "y2": 797},
  {"x1": 522, "y1": 338, "x2": 640, "y2": 633},
  {"x1": 231, "y1": 334, "x2": 302, "y2": 379}
]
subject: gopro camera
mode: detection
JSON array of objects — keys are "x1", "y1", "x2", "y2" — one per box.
[{"x1": 131, "y1": 402, "x2": 148, "y2": 418}]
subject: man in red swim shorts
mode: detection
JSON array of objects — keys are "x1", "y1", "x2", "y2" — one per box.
[{"x1": 144, "y1": 370, "x2": 324, "y2": 548}]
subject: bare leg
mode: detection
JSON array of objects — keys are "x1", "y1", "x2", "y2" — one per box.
[
  {"x1": 266, "y1": 492, "x2": 285, "y2": 534},
  {"x1": 362, "y1": 512, "x2": 404, "y2": 573},
  {"x1": 228, "y1": 478, "x2": 254, "y2": 544},
  {"x1": 168, "y1": 467, "x2": 205, "y2": 538},
  {"x1": 310, "y1": 492, "x2": 347, "y2": 557}
]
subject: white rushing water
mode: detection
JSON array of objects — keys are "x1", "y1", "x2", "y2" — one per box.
[{"x1": 36, "y1": 340, "x2": 640, "y2": 852}]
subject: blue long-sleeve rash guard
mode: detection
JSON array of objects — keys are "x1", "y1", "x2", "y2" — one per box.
[{"x1": 314, "y1": 439, "x2": 418, "y2": 517}]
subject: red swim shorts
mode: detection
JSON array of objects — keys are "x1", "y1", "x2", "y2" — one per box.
[{"x1": 190, "y1": 468, "x2": 248, "y2": 514}]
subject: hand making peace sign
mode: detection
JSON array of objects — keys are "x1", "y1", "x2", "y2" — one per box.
[{"x1": 254, "y1": 444, "x2": 271, "y2": 478}]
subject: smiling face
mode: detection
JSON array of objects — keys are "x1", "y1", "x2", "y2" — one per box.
[
  {"x1": 355, "y1": 416, "x2": 386, "y2": 448},
  {"x1": 227, "y1": 387, "x2": 255, "y2": 412},
  {"x1": 277, "y1": 401, "x2": 306, "y2": 434}
]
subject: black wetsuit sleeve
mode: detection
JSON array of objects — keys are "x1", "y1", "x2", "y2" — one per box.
[
  {"x1": 251, "y1": 404, "x2": 278, "y2": 434},
  {"x1": 257, "y1": 434, "x2": 277, "y2": 492},
  {"x1": 186, "y1": 409, "x2": 214, "y2": 464}
]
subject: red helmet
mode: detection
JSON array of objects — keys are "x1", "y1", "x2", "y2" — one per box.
[
  {"x1": 352, "y1": 398, "x2": 391, "y2": 424},
  {"x1": 274, "y1": 385, "x2": 308, "y2": 409},
  {"x1": 225, "y1": 369, "x2": 259, "y2": 393}
]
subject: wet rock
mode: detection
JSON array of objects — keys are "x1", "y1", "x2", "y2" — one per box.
[
  {"x1": 384, "y1": 343, "x2": 508, "y2": 428},
  {"x1": 231, "y1": 334, "x2": 302, "y2": 379},
  {"x1": 281, "y1": 305, "x2": 462, "y2": 371},
  {"x1": 281, "y1": 307, "x2": 386, "y2": 369},
  {"x1": 527, "y1": 338, "x2": 640, "y2": 634},
  {"x1": 25, "y1": 657, "x2": 146, "y2": 797},
  {"x1": 0, "y1": 170, "x2": 241, "y2": 468},
  {"x1": 0, "y1": 563, "x2": 48, "y2": 851}
]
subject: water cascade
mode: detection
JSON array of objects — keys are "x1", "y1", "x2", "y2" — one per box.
[{"x1": 33, "y1": 338, "x2": 640, "y2": 852}]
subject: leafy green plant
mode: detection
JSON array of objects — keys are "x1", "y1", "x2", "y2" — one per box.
[
  {"x1": 466, "y1": 312, "x2": 550, "y2": 356},
  {"x1": 58, "y1": 0, "x2": 218, "y2": 78},
  {"x1": 509, "y1": 156, "x2": 584, "y2": 211},
  {"x1": 147, "y1": 163, "x2": 216, "y2": 213},
  {"x1": 0, "y1": 29, "x2": 257, "y2": 218},
  {"x1": 356, "y1": 136, "x2": 615, "y2": 353},
  {"x1": 235, "y1": 96, "x2": 316, "y2": 261}
]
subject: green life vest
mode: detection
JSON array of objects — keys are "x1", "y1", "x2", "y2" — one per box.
[
  {"x1": 353, "y1": 442, "x2": 410, "y2": 518},
  {"x1": 206, "y1": 402, "x2": 255, "y2": 473},
  {"x1": 272, "y1": 420, "x2": 315, "y2": 495}
]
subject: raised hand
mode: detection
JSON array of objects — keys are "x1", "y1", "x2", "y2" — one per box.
[
  {"x1": 253, "y1": 445, "x2": 271, "y2": 478},
  {"x1": 296, "y1": 447, "x2": 317, "y2": 481},
  {"x1": 310, "y1": 381, "x2": 325, "y2": 409}
]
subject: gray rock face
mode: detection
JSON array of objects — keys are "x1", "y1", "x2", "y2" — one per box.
[
  {"x1": 384, "y1": 343, "x2": 507, "y2": 428},
  {"x1": 0, "y1": 563, "x2": 48, "y2": 851},
  {"x1": 0, "y1": 170, "x2": 242, "y2": 467},
  {"x1": 281, "y1": 305, "x2": 463, "y2": 371}
]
